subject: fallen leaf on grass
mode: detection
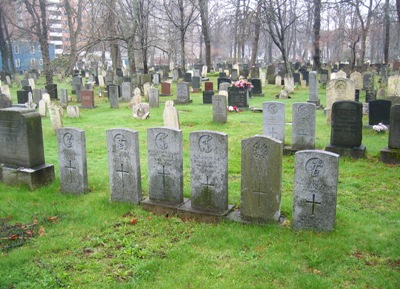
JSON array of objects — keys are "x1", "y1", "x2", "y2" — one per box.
[
  {"x1": 39, "y1": 226, "x2": 45, "y2": 236},
  {"x1": 129, "y1": 218, "x2": 138, "y2": 225},
  {"x1": 46, "y1": 216, "x2": 58, "y2": 222}
]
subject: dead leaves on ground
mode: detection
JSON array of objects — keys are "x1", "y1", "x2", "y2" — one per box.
[{"x1": 0, "y1": 215, "x2": 60, "y2": 251}]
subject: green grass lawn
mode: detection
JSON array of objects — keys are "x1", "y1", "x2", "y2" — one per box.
[{"x1": 1, "y1": 76, "x2": 399, "y2": 288}]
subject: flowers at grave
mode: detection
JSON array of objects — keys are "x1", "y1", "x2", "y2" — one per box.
[
  {"x1": 232, "y1": 80, "x2": 253, "y2": 89},
  {"x1": 372, "y1": 123, "x2": 388, "y2": 133},
  {"x1": 228, "y1": 106, "x2": 239, "y2": 112}
]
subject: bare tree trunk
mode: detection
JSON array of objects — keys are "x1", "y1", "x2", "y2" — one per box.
[
  {"x1": 250, "y1": 0, "x2": 261, "y2": 67},
  {"x1": 313, "y1": 0, "x2": 321, "y2": 72},
  {"x1": 384, "y1": 0, "x2": 390, "y2": 64},
  {"x1": 23, "y1": 0, "x2": 53, "y2": 85},
  {"x1": 199, "y1": 0, "x2": 211, "y2": 71},
  {"x1": 64, "y1": 0, "x2": 83, "y2": 75},
  {"x1": 0, "y1": 7, "x2": 10, "y2": 74}
]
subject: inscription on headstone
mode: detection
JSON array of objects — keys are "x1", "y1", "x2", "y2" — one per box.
[
  {"x1": 57, "y1": 128, "x2": 88, "y2": 194},
  {"x1": 106, "y1": 129, "x2": 142, "y2": 204},
  {"x1": 241, "y1": 135, "x2": 283, "y2": 223},
  {"x1": 263, "y1": 102, "x2": 285, "y2": 143},
  {"x1": 293, "y1": 150, "x2": 339, "y2": 231}
]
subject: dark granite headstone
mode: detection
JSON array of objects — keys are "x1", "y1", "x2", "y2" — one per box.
[
  {"x1": 17, "y1": 90, "x2": 29, "y2": 104},
  {"x1": 326, "y1": 101, "x2": 366, "y2": 158},
  {"x1": 293, "y1": 73, "x2": 301, "y2": 84},
  {"x1": 203, "y1": 91, "x2": 214, "y2": 104},
  {"x1": 45, "y1": 84, "x2": 58, "y2": 99},
  {"x1": 380, "y1": 105, "x2": 400, "y2": 164},
  {"x1": 355, "y1": 89, "x2": 360, "y2": 102},
  {"x1": 368, "y1": 100, "x2": 391, "y2": 125},
  {"x1": 249, "y1": 79, "x2": 263, "y2": 96},
  {"x1": 0, "y1": 108, "x2": 55, "y2": 189},
  {"x1": 184, "y1": 73, "x2": 192, "y2": 83},
  {"x1": 219, "y1": 72, "x2": 227, "y2": 78},
  {"x1": 228, "y1": 86, "x2": 248, "y2": 108}
]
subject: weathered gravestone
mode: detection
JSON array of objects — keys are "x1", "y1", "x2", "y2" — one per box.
[
  {"x1": 1, "y1": 85, "x2": 10, "y2": 100},
  {"x1": 163, "y1": 100, "x2": 180, "y2": 129},
  {"x1": 175, "y1": 82, "x2": 192, "y2": 104},
  {"x1": 38, "y1": 100, "x2": 47, "y2": 117},
  {"x1": 203, "y1": 90, "x2": 214, "y2": 104},
  {"x1": 275, "y1": 75, "x2": 282, "y2": 86},
  {"x1": 387, "y1": 75, "x2": 400, "y2": 97},
  {"x1": 108, "y1": 85, "x2": 119, "y2": 108},
  {"x1": 0, "y1": 93, "x2": 12, "y2": 108},
  {"x1": 336, "y1": 70, "x2": 347, "y2": 79},
  {"x1": 325, "y1": 101, "x2": 366, "y2": 158},
  {"x1": 212, "y1": 94, "x2": 227, "y2": 123},
  {"x1": 49, "y1": 104, "x2": 63, "y2": 132},
  {"x1": 284, "y1": 74, "x2": 295, "y2": 93},
  {"x1": 141, "y1": 127, "x2": 184, "y2": 213},
  {"x1": 143, "y1": 82, "x2": 151, "y2": 101},
  {"x1": 60, "y1": 88, "x2": 68, "y2": 108},
  {"x1": 177, "y1": 131, "x2": 233, "y2": 222},
  {"x1": 238, "y1": 135, "x2": 283, "y2": 223},
  {"x1": 67, "y1": 106, "x2": 80, "y2": 118},
  {"x1": 308, "y1": 71, "x2": 320, "y2": 106},
  {"x1": 228, "y1": 86, "x2": 248, "y2": 108},
  {"x1": 231, "y1": 69, "x2": 239, "y2": 81},
  {"x1": 132, "y1": 103, "x2": 150, "y2": 119},
  {"x1": 291, "y1": 103, "x2": 316, "y2": 151},
  {"x1": 219, "y1": 82, "x2": 231, "y2": 92},
  {"x1": 326, "y1": 78, "x2": 355, "y2": 123},
  {"x1": 350, "y1": 71, "x2": 362, "y2": 90},
  {"x1": 149, "y1": 87, "x2": 159, "y2": 108},
  {"x1": 57, "y1": 128, "x2": 88, "y2": 194},
  {"x1": 263, "y1": 102, "x2": 285, "y2": 144},
  {"x1": 0, "y1": 108, "x2": 55, "y2": 189},
  {"x1": 292, "y1": 150, "x2": 339, "y2": 231},
  {"x1": 121, "y1": 82, "x2": 132, "y2": 102},
  {"x1": 106, "y1": 129, "x2": 142, "y2": 204},
  {"x1": 152, "y1": 73, "x2": 160, "y2": 85},
  {"x1": 80, "y1": 90, "x2": 96, "y2": 108},
  {"x1": 368, "y1": 100, "x2": 391, "y2": 126},
  {"x1": 380, "y1": 105, "x2": 400, "y2": 164}
]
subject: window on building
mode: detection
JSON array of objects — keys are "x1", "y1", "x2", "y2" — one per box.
[
  {"x1": 15, "y1": 59, "x2": 20, "y2": 68},
  {"x1": 14, "y1": 45, "x2": 19, "y2": 54},
  {"x1": 31, "y1": 58, "x2": 36, "y2": 67},
  {"x1": 39, "y1": 59, "x2": 43, "y2": 65},
  {"x1": 30, "y1": 45, "x2": 35, "y2": 54}
]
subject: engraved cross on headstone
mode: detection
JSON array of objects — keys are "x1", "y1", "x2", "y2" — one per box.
[
  {"x1": 116, "y1": 163, "x2": 129, "y2": 189},
  {"x1": 269, "y1": 127, "x2": 278, "y2": 138},
  {"x1": 252, "y1": 184, "x2": 268, "y2": 212},
  {"x1": 200, "y1": 175, "x2": 215, "y2": 204},
  {"x1": 65, "y1": 160, "x2": 76, "y2": 182},
  {"x1": 305, "y1": 193, "x2": 321, "y2": 215},
  {"x1": 158, "y1": 165, "x2": 170, "y2": 194}
]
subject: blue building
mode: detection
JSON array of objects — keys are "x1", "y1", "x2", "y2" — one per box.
[{"x1": 0, "y1": 41, "x2": 55, "y2": 72}]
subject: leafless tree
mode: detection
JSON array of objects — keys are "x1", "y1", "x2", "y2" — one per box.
[
  {"x1": 22, "y1": 0, "x2": 53, "y2": 85},
  {"x1": 163, "y1": 0, "x2": 199, "y2": 71}
]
